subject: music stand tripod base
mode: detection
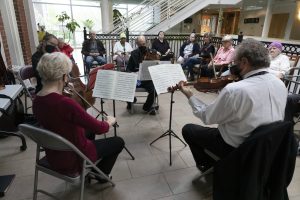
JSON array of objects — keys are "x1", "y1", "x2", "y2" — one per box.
[{"x1": 150, "y1": 91, "x2": 186, "y2": 166}]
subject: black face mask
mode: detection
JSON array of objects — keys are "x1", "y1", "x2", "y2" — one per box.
[
  {"x1": 229, "y1": 64, "x2": 242, "y2": 79},
  {"x1": 45, "y1": 45, "x2": 56, "y2": 53},
  {"x1": 139, "y1": 46, "x2": 147, "y2": 53}
]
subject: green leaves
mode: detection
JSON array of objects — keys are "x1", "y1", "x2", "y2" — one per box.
[{"x1": 66, "y1": 20, "x2": 80, "y2": 33}]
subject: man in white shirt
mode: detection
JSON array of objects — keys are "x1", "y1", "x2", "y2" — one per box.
[
  {"x1": 113, "y1": 32, "x2": 133, "y2": 71},
  {"x1": 268, "y1": 42, "x2": 290, "y2": 78},
  {"x1": 173, "y1": 38, "x2": 287, "y2": 173}
]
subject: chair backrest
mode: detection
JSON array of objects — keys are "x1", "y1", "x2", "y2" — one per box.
[{"x1": 19, "y1": 65, "x2": 35, "y2": 80}]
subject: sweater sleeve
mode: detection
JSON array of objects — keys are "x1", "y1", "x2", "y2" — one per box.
[{"x1": 63, "y1": 97, "x2": 109, "y2": 134}]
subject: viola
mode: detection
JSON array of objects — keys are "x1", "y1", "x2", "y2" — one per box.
[
  {"x1": 65, "y1": 62, "x2": 95, "y2": 110},
  {"x1": 193, "y1": 75, "x2": 238, "y2": 92},
  {"x1": 168, "y1": 75, "x2": 238, "y2": 93}
]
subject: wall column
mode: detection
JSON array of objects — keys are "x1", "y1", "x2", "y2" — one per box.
[
  {"x1": 216, "y1": 7, "x2": 223, "y2": 36},
  {"x1": 101, "y1": 0, "x2": 113, "y2": 33},
  {"x1": 0, "y1": 0, "x2": 24, "y2": 66},
  {"x1": 23, "y1": 0, "x2": 38, "y2": 54},
  {"x1": 261, "y1": 0, "x2": 273, "y2": 38}
]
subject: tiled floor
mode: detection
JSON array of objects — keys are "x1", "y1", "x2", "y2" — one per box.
[{"x1": 1, "y1": 87, "x2": 300, "y2": 200}]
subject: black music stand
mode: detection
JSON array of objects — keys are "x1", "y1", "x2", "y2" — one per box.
[
  {"x1": 113, "y1": 100, "x2": 135, "y2": 160},
  {"x1": 150, "y1": 91, "x2": 186, "y2": 165},
  {"x1": 96, "y1": 98, "x2": 135, "y2": 160}
]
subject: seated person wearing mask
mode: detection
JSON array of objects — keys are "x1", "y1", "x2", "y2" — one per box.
[
  {"x1": 33, "y1": 52, "x2": 124, "y2": 181},
  {"x1": 32, "y1": 33, "x2": 59, "y2": 93},
  {"x1": 126, "y1": 35, "x2": 157, "y2": 115},
  {"x1": 82, "y1": 30, "x2": 106, "y2": 73},
  {"x1": 171, "y1": 38, "x2": 287, "y2": 173},
  {"x1": 177, "y1": 33, "x2": 200, "y2": 66},
  {"x1": 268, "y1": 42, "x2": 290, "y2": 78},
  {"x1": 113, "y1": 32, "x2": 133, "y2": 71},
  {"x1": 152, "y1": 31, "x2": 173, "y2": 61}
]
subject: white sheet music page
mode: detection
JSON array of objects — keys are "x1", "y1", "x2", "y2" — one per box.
[
  {"x1": 138, "y1": 60, "x2": 159, "y2": 81},
  {"x1": 92, "y1": 70, "x2": 137, "y2": 102},
  {"x1": 148, "y1": 64, "x2": 187, "y2": 95}
]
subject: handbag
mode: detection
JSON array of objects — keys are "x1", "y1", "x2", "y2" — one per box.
[{"x1": 0, "y1": 94, "x2": 25, "y2": 132}]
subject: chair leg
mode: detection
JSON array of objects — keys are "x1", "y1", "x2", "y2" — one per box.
[
  {"x1": 80, "y1": 162, "x2": 86, "y2": 200},
  {"x1": 33, "y1": 167, "x2": 39, "y2": 200}
]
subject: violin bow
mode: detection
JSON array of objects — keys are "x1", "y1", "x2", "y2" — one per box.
[{"x1": 210, "y1": 53, "x2": 217, "y2": 79}]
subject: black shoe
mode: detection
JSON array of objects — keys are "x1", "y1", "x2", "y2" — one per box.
[
  {"x1": 127, "y1": 102, "x2": 132, "y2": 110},
  {"x1": 134, "y1": 97, "x2": 137, "y2": 103},
  {"x1": 196, "y1": 164, "x2": 212, "y2": 173},
  {"x1": 87, "y1": 173, "x2": 112, "y2": 184},
  {"x1": 149, "y1": 109, "x2": 156, "y2": 115}
]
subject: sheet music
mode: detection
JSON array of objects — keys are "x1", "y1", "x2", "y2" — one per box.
[
  {"x1": 148, "y1": 64, "x2": 187, "y2": 94},
  {"x1": 138, "y1": 60, "x2": 159, "y2": 81},
  {"x1": 158, "y1": 61, "x2": 171, "y2": 65},
  {"x1": 92, "y1": 70, "x2": 137, "y2": 102}
]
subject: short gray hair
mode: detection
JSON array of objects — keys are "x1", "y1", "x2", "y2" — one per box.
[
  {"x1": 37, "y1": 52, "x2": 72, "y2": 83},
  {"x1": 234, "y1": 38, "x2": 270, "y2": 69}
]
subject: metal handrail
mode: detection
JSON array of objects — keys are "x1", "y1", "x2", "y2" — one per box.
[{"x1": 110, "y1": 0, "x2": 195, "y2": 33}]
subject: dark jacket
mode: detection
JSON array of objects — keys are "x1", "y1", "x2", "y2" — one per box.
[
  {"x1": 126, "y1": 48, "x2": 157, "y2": 72},
  {"x1": 200, "y1": 42, "x2": 215, "y2": 58},
  {"x1": 179, "y1": 41, "x2": 200, "y2": 57},
  {"x1": 81, "y1": 39, "x2": 106, "y2": 56},
  {"x1": 152, "y1": 39, "x2": 170, "y2": 55},
  {"x1": 213, "y1": 121, "x2": 297, "y2": 200},
  {"x1": 32, "y1": 51, "x2": 44, "y2": 93}
]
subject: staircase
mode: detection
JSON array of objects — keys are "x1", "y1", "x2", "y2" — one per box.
[{"x1": 110, "y1": 0, "x2": 241, "y2": 34}]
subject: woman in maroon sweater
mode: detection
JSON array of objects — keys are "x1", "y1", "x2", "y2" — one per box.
[{"x1": 33, "y1": 52, "x2": 124, "y2": 180}]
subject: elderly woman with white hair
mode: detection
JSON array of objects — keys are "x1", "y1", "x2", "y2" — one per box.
[
  {"x1": 33, "y1": 52, "x2": 124, "y2": 181},
  {"x1": 268, "y1": 42, "x2": 290, "y2": 78}
]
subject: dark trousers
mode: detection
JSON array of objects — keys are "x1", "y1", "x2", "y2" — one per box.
[
  {"x1": 127, "y1": 80, "x2": 157, "y2": 111},
  {"x1": 182, "y1": 124, "x2": 235, "y2": 167},
  {"x1": 285, "y1": 94, "x2": 300, "y2": 125},
  {"x1": 86, "y1": 132, "x2": 124, "y2": 175}
]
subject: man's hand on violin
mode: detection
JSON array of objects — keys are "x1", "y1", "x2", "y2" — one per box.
[
  {"x1": 168, "y1": 81, "x2": 193, "y2": 99},
  {"x1": 105, "y1": 116, "x2": 116, "y2": 127}
]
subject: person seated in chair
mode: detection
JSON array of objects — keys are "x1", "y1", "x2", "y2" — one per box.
[
  {"x1": 152, "y1": 31, "x2": 174, "y2": 61},
  {"x1": 33, "y1": 52, "x2": 124, "y2": 181},
  {"x1": 58, "y1": 38, "x2": 74, "y2": 61},
  {"x1": 177, "y1": 33, "x2": 200, "y2": 66},
  {"x1": 113, "y1": 32, "x2": 133, "y2": 71},
  {"x1": 126, "y1": 35, "x2": 157, "y2": 115},
  {"x1": 268, "y1": 41, "x2": 290, "y2": 78},
  {"x1": 81, "y1": 30, "x2": 106, "y2": 73},
  {"x1": 170, "y1": 39, "x2": 287, "y2": 173},
  {"x1": 32, "y1": 33, "x2": 59, "y2": 94},
  {"x1": 182, "y1": 32, "x2": 215, "y2": 81},
  {"x1": 202, "y1": 35, "x2": 235, "y2": 78}
]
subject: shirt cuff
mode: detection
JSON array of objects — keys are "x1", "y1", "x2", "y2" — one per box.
[{"x1": 188, "y1": 95, "x2": 203, "y2": 107}]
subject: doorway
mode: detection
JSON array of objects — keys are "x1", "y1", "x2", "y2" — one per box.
[{"x1": 268, "y1": 13, "x2": 289, "y2": 38}]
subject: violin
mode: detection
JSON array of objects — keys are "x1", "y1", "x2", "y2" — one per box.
[
  {"x1": 192, "y1": 75, "x2": 238, "y2": 92},
  {"x1": 144, "y1": 49, "x2": 160, "y2": 60}
]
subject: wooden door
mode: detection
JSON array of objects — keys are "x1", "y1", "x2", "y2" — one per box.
[{"x1": 268, "y1": 13, "x2": 289, "y2": 38}]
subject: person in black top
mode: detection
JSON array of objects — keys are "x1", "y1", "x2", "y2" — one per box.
[
  {"x1": 152, "y1": 31, "x2": 173, "y2": 61},
  {"x1": 32, "y1": 33, "x2": 59, "y2": 93},
  {"x1": 182, "y1": 32, "x2": 215, "y2": 81},
  {"x1": 126, "y1": 35, "x2": 157, "y2": 115}
]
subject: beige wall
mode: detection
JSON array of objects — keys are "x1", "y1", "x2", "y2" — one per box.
[
  {"x1": 290, "y1": 2, "x2": 300, "y2": 40},
  {"x1": 238, "y1": 10, "x2": 265, "y2": 37}
]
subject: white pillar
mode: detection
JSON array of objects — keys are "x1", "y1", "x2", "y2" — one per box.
[
  {"x1": 261, "y1": 0, "x2": 273, "y2": 38},
  {"x1": 101, "y1": 0, "x2": 113, "y2": 33},
  {"x1": 0, "y1": 0, "x2": 24, "y2": 66},
  {"x1": 216, "y1": 7, "x2": 223, "y2": 36},
  {"x1": 284, "y1": 3, "x2": 296, "y2": 40},
  {"x1": 23, "y1": 0, "x2": 39, "y2": 53}
]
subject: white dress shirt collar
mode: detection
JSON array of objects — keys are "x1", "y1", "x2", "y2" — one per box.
[{"x1": 243, "y1": 68, "x2": 268, "y2": 79}]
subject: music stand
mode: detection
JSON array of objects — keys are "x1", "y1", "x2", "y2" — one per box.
[
  {"x1": 150, "y1": 90, "x2": 186, "y2": 166},
  {"x1": 96, "y1": 98, "x2": 135, "y2": 160}
]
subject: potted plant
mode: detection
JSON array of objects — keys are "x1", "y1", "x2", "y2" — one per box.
[
  {"x1": 82, "y1": 19, "x2": 95, "y2": 31},
  {"x1": 56, "y1": 11, "x2": 80, "y2": 43}
]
